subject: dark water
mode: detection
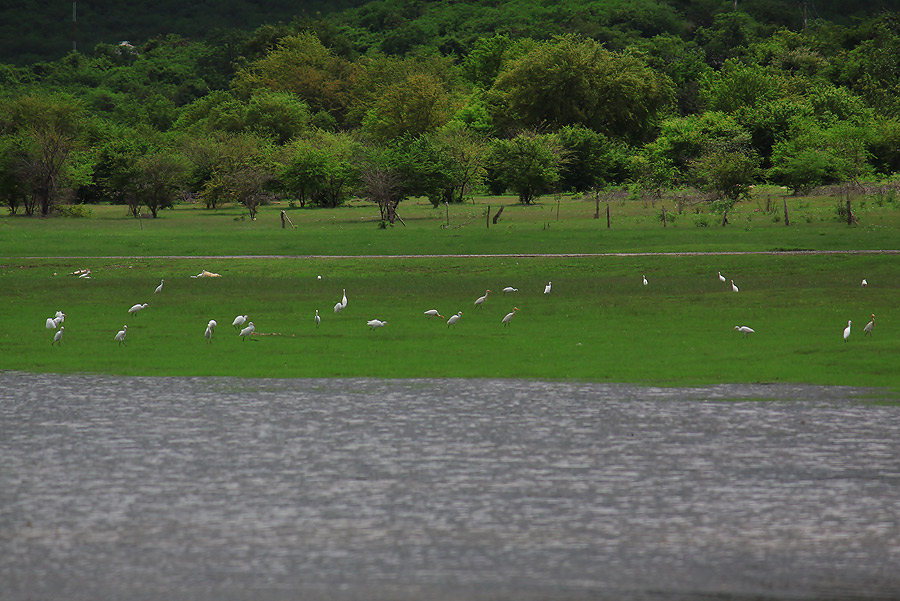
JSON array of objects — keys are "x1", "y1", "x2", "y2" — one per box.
[{"x1": 1, "y1": 373, "x2": 899, "y2": 601}]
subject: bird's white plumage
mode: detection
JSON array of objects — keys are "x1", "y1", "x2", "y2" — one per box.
[
  {"x1": 128, "y1": 303, "x2": 148, "y2": 314},
  {"x1": 367, "y1": 319, "x2": 387, "y2": 329},
  {"x1": 642, "y1": 274, "x2": 648, "y2": 286},
  {"x1": 503, "y1": 287, "x2": 518, "y2": 294},
  {"x1": 207, "y1": 319, "x2": 217, "y2": 330},
  {"x1": 341, "y1": 289, "x2": 348, "y2": 307},
  {"x1": 734, "y1": 325, "x2": 754, "y2": 337},
  {"x1": 861, "y1": 278, "x2": 868, "y2": 287},
  {"x1": 864, "y1": 314, "x2": 875, "y2": 335},
  {"x1": 334, "y1": 301, "x2": 344, "y2": 314},
  {"x1": 115, "y1": 325, "x2": 128, "y2": 344},
  {"x1": 447, "y1": 311, "x2": 462, "y2": 327},
  {"x1": 315, "y1": 309, "x2": 321, "y2": 328},
  {"x1": 474, "y1": 290, "x2": 491, "y2": 307},
  {"x1": 53, "y1": 327, "x2": 64, "y2": 345},
  {"x1": 731, "y1": 280, "x2": 739, "y2": 293},
  {"x1": 239, "y1": 322, "x2": 255, "y2": 339},
  {"x1": 155, "y1": 279, "x2": 164, "y2": 293},
  {"x1": 843, "y1": 320, "x2": 852, "y2": 341},
  {"x1": 544, "y1": 281, "x2": 552, "y2": 294},
  {"x1": 46, "y1": 317, "x2": 57, "y2": 329},
  {"x1": 501, "y1": 307, "x2": 519, "y2": 325},
  {"x1": 424, "y1": 309, "x2": 444, "y2": 319},
  {"x1": 718, "y1": 271, "x2": 726, "y2": 282},
  {"x1": 205, "y1": 325, "x2": 213, "y2": 342},
  {"x1": 232, "y1": 314, "x2": 247, "y2": 328}
]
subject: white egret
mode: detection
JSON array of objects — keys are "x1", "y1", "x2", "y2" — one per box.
[
  {"x1": 718, "y1": 271, "x2": 726, "y2": 283},
  {"x1": 734, "y1": 325, "x2": 755, "y2": 337},
  {"x1": 544, "y1": 281, "x2": 552, "y2": 294},
  {"x1": 239, "y1": 322, "x2": 255, "y2": 340},
  {"x1": 46, "y1": 317, "x2": 57, "y2": 329},
  {"x1": 424, "y1": 309, "x2": 444, "y2": 320},
  {"x1": 52, "y1": 326, "x2": 64, "y2": 346},
  {"x1": 843, "y1": 320, "x2": 852, "y2": 341},
  {"x1": 205, "y1": 324, "x2": 213, "y2": 343},
  {"x1": 115, "y1": 325, "x2": 128, "y2": 346},
  {"x1": 474, "y1": 290, "x2": 491, "y2": 307},
  {"x1": 341, "y1": 289, "x2": 348, "y2": 308},
  {"x1": 731, "y1": 280, "x2": 739, "y2": 293},
  {"x1": 232, "y1": 314, "x2": 247, "y2": 329},
  {"x1": 864, "y1": 314, "x2": 875, "y2": 335},
  {"x1": 367, "y1": 319, "x2": 388, "y2": 330},
  {"x1": 315, "y1": 309, "x2": 321, "y2": 328},
  {"x1": 503, "y1": 287, "x2": 518, "y2": 294},
  {"x1": 154, "y1": 279, "x2": 164, "y2": 293},
  {"x1": 501, "y1": 307, "x2": 519, "y2": 326},
  {"x1": 128, "y1": 303, "x2": 148, "y2": 315},
  {"x1": 317, "y1": 275, "x2": 322, "y2": 280},
  {"x1": 447, "y1": 311, "x2": 462, "y2": 327},
  {"x1": 208, "y1": 319, "x2": 217, "y2": 330},
  {"x1": 334, "y1": 301, "x2": 344, "y2": 314},
  {"x1": 78, "y1": 270, "x2": 91, "y2": 279},
  {"x1": 642, "y1": 274, "x2": 648, "y2": 286},
  {"x1": 861, "y1": 278, "x2": 868, "y2": 287},
  {"x1": 55, "y1": 310, "x2": 65, "y2": 323}
]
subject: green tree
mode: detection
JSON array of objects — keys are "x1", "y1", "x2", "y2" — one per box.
[
  {"x1": 556, "y1": 125, "x2": 630, "y2": 192},
  {"x1": 276, "y1": 131, "x2": 362, "y2": 208},
  {"x1": 131, "y1": 151, "x2": 188, "y2": 218},
  {"x1": 489, "y1": 131, "x2": 566, "y2": 205},
  {"x1": 489, "y1": 35, "x2": 674, "y2": 141}
]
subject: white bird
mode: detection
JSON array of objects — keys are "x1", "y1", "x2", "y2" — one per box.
[
  {"x1": 731, "y1": 280, "x2": 739, "y2": 293},
  {"x1": 205, "y1": 324, "x2": 213, "y2": 343},
  {"x1": 55, "y1": 310, "x2": 65, "y2": 323},
  {"x1": 734, "y1": 325, "x2": 755, "y2": 337},
  {"x1": 718, "y1": 271, "x2": 726, "y2": 283},
  {"x1": 115, "y1": 325, "x2": 128, "y2": 345},
  {"x1": 207, "y1": 319, "x2": 217, "y2": 330},
  {"x1": 239, "y1": 322, "x2": 255, "y2": 340},
  {"x1": 474, "y1": 290, "x2": 491, "y2": 307},
  {"x1": 334, "y1": 301, "x2": 344, "y2": 314},
  {"x1": 52, "y1": 326, "x2": 64, "y2": 346},
  {"x1": 501, "y1": 307, "x2": 519, "y2": 326},
  {"x1": 78, "y1": 270, "x2": 91, "y2": 279},
  {"x1": 315, "y1": 309, "x2": 321, "y2": 328},
  {"x1": 424, "y1": 309, "x2": 445, "y2": 320},
  {"x1": 155, "y1": 279, "x2": 164, "y2": 293},
  {"x1": 864, "y1": 314, "x2": 875, "y2": 335},
  {"x1": 46, "y1": 317, "x2": 58, "y2": 329},
  {"x1": 642, "y1": 274, "x2": 648, "y2": 286},
  {"x1": 367, "y1": 319, "x2": 388, "y2": 330},
  {"x1": 232, "y1": 314, "x2": 247, "y2": 329},
  {"x1": 502, "y1": 287, "x2": 518, "y2": 294},
  {"x1": 861, "y1": 278, "x2": 868, "y2": 287},
  {"x1": 317, "y1": 275, "x2": 322, "y2": 280},
  {"x1": 843, "y1": 320, "x2": 852, "y2": 341},
  {"x1": 128, "y1": 303, "x2": 148, "y2": 315},
  {"x1": 341, "y1": 289, "x2": 348, "y2": 308},
  {"x1": 447, "y1": 311, "x2": 462, "y2": 327},
  {"x1": 544, "y1": 281, "x2": 552, "y2": 294}
]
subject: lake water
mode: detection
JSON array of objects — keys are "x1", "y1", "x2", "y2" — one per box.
[{"x1": 2, "y1": 373, "x2": 899, "y2": 601}]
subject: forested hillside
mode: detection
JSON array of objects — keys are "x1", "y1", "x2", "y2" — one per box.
[{"x1": 2, "y1": 0, "x2": 900, "y2": 218}]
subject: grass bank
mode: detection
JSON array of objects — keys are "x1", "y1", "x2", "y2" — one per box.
[{"x1": 3, "y1": 254, "x2": 897, "y2": 394}]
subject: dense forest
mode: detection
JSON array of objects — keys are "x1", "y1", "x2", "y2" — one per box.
[{"x1": 2, "y1": 0, "x2": 900, "y2": 219}]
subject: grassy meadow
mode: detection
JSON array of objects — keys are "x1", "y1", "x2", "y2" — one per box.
[{"x1": 1, "y1": 189, "x2": 898, "y2": 394}]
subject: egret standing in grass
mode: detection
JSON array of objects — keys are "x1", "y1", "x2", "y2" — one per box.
[
  {"x1": 45, "y1": 317, "x2": 58, "y2": 329},
  {"x1": 864, "y1": 314, "x2": 875, "y2": 335},
  {"x1": 474, "y1": 290, "x2": 491, "y2": 308},
  {"x1": 424, "y1": 309, "x2": 444, "y2": 320},
  {"x1": 315, "y1": 309, "x2": 321, "y2": 328},
  {"x1": 642, "y1": 274, "x2": 648, "y2": 286},
  {"x1": 341, "y1": 289, "x2": 348, "y2": 308},
  {"x1": 232, "y1": 314, "x2": 247, "y2": 329},
  {"x1": 843, "y1": 320, "x2": 852, "y2": 341},
  {"x1": 205, "y1": 324, "x2": 214, "y2": 343},
  {"x1": 503, "y1": 287, "x2": 518, "y2": 294},
  {"x1": 239, "y1": 321, "x2": 255, "y2": 340},
  {"x1": 734, "y1": 325, "x2": 754, "y2": 337},
  {"x1": 731, "y1": 280, "x2": 739, "y2": 293},
  {"x1": 501, "y1": 307, "x2": 519, "y2": 326},
  {"x1": 334, "y1": 301, "x2": 344, "y2": 314},
  {"x1": 367, "y1": 319, "x2": 388, "y2": 330},
  {"x1": 208, "y1": 319, "x2": 217, "y2": 331},
  {"x1": 862, "y1": 278, "x2": 868, "y2": 287},
  {"x1": 52, "y1": 326, "x2": 64, "y2": 346},
  {"x1": 544, "y1": 281, "x2": 552, "y2": 294},
  {"x1": 115, "y1": 325, "x2": 128, "y2": 346},
  {"x1": 128, "y1": 303, "x2": 148, "y2": 315},
  {"x1": 718, "y1": 271, "x2": 726, "y2": 283},
  {"x1": 155, "y1": 279, "x2": 164, "y2": 294},
  {"x1": 447, "y1": 311, "x2": 462, "y2": 327}
]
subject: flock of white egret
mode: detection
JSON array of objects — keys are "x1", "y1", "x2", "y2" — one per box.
[{"x1": 44, "y1": 269, "x2": 875, "y2": 347}]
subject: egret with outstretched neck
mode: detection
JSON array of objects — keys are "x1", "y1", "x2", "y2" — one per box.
[
  {"x1": 155, "y1": 279, "x2": 164, "y2": 294},
  {"x1": 864, "y1": 314, "x2": 875, "y2": 335},
  {"x1": 501, "y1": 307, "x2": 519, "y2": 326},
  {"x1": 474, "y1": 290, "x2": 491, "y2": 307},
  {"x1": 843, "y1": 320, "x2": 852, "y2": 341},
  {"x1": 115, "y1": 325, "x2": 128, "y2": 346},
  {"x1": 232, "y1": 314, "x2": 247, "y2": 329},
  {"x1": 734, "y1": 325, "x2": 754, "y2": 337},
  {"x1": 367, "y1": 319, "x2": 388, "y2": 330},
  {"x1": 424, "y1": 309, "x2": 444, "y2": 319},
  {"x1": 128, "y1": 303, "x2": 148, "y2": 315}
]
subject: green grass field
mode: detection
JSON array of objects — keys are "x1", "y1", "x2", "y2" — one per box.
[{"x1": 2, "y1": 191, "x2": 898, "y2": 394}]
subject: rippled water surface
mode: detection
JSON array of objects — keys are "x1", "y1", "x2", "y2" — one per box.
[{"x1": 2, "y1": 373, "x2": 899, "y2": 601}]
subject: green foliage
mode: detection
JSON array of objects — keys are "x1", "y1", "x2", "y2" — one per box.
[
  {"x1": 276, "y1": 131, "x2": 362, "y2": 208},
  {"x1": 489, "y1": 35, "x2": 675, "y2": 141},
  {"x1": 489, "y1": 130, "x2": 566, "y2": 204}
]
